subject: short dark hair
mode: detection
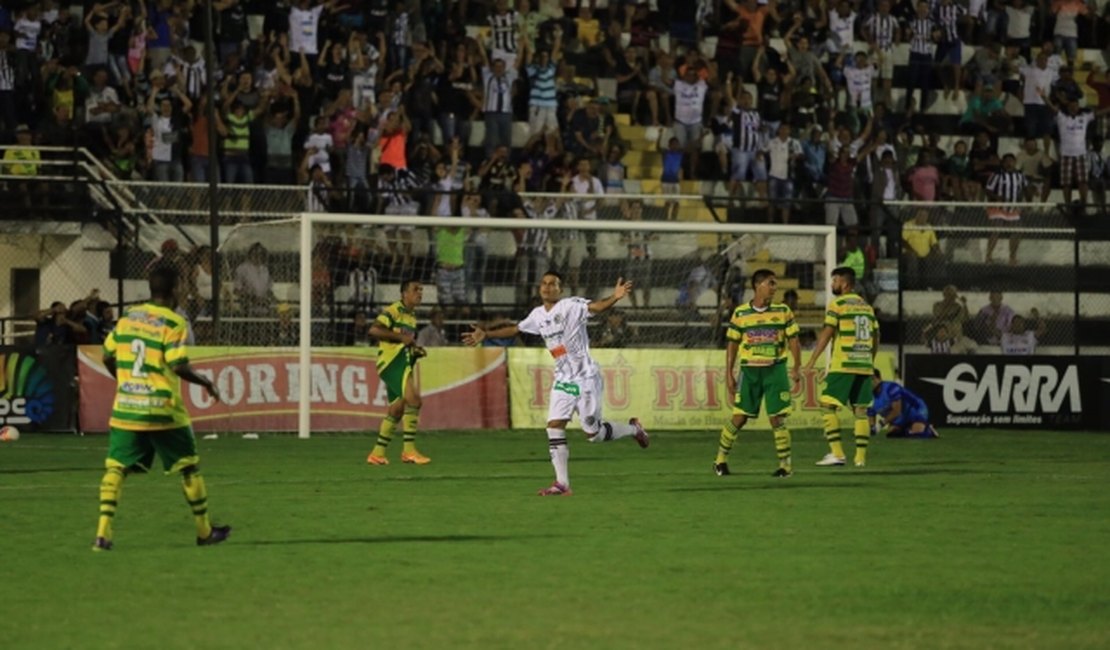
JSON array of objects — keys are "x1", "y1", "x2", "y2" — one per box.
[
  {"x1": 831, "y1": 266, "x2": 857, "y2": 286},
  {"x1": 783, "y1": 289, "x2": 799, "y2": 301},
  {"x1": 751, "y1": 268, "x2": 776, "y2": 290},
  {"x1": 400, "y1": 278, "x2": 422, "y2": 294},
  {"x1": 542, "y1": 269, "x2": 565, "y2": 284},
  {"x1": 149, "y1": 265, "x2": 179, "y2": 300}
]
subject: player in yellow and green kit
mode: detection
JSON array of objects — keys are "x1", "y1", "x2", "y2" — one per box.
[
  {"x1": 713, "y1": 269, "x2": 802, "y2": 478},
  {"x1": 805, "y1": 266, "x2": 879, "y2": 468},
  {"x1": 92, "y1": 266, "x2": 229, "y2": 551},
  {"x1": 366, "y1": 279, "x2": 431, "y2": 465}
]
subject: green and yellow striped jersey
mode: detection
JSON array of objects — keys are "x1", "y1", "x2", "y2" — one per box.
[
  {"x1": 824, "y1": 293, "x2": 878, "y2": 375},
  {"x1": 726, "y1": 302, "x2": 799, "y2": 367},
  {"x1": 375, "y1": 301, "x2": 418, "y2": 370},
  {"x1": 103, "y1": 303, "x2": 191, "y2": 431}
]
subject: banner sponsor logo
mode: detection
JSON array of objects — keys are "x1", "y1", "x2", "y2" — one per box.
[
  {"x1": 907, "y1": 355, "x2": 1103, "y2": 429},
  {"x1": 79, "y1": 347, "x2": 508, "y2": 432},
  {"x1": 510, "y1": 349, "x2": 896, "y2": 430},
  {"x1": 921, "y1": 363, "x2": 1082, "y2": 416},
  {"x1": 0, "y1": 347, "x2": 75, "y2": 431}
]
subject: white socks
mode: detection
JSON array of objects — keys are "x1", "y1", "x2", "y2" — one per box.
[
  {"x1": 588, "y1": 421, "x2": 637, "y2": 442},
  {"x1": 546, "y1": 428, "x2": 569, "y2": 487}
]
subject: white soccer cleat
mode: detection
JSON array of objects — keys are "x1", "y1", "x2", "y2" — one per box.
[{"x1": 815, "y1": 453, "x2": 846, "y2": 467}]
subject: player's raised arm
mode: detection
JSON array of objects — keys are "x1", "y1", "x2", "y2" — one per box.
[
  {"x1": 463, "y1": 323, "x2": 520, "y2": 346},
  {"x1": 588, "y1": 277, "x2": 633, "y2": 314}
]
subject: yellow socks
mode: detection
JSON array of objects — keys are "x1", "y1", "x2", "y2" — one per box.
[
  {"x1": 715, "y1": 420, "x2": 740, "y2": 464},
  {"x1": 402, "y1": 405, "x2": 420, "y2": 454},
  {"x1": 853, "y1": 417, "x2": 870, "y2": 466},
  {"x1": 822, "y1": 410, "x2": 845, "y2": 459},
  {"x1": 773, "y1": 425, "x2": 792, "y2": 469},
  {"x1": 371, "y1": 414, "x2": 398, "y2": 457},
  {"x1": 182, "y1": 470, "x2": 212, "y2": 539},
  {"x1": 96, "y1": 466, "x2": 125, "y2": 540}
]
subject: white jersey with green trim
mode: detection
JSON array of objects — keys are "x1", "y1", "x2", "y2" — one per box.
[{"x1": 517, "y1": 297, "x2": 600, "y2": 383}]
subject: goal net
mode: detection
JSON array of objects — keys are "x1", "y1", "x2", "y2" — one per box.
[{"x1": 261, "y1": 201, "x2": 837, "y2": 437}]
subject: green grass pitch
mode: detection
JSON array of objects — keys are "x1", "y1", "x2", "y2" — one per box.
[{"x1": 2, "y1": 429, "x2": 1109, "y2": 650}]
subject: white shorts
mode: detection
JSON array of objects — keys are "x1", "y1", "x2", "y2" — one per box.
[
  {"x1": 529, "y1": 106, "x2": 559, "y2": 134},
  {"x1": 548, "y1": 374, "x2": 604, "y2": 434}
]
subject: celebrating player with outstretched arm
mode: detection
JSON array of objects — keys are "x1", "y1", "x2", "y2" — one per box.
[
  {"x1": 806, "y1": 267, "x2": 879, "y2": 467},
  {"x1": 94, "y1": 265, "x2": 230, "y2": 551},
  {"x1": 463, "y1": 271, "x2": 649, "y2": 496}
]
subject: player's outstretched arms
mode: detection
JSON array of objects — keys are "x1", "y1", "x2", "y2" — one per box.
[
  {"x1": 174, "y1": 364, "x2": 222, "y2": 402},
  {"x1": 588, "y1": 277, "x2": 634, "y2": 313},
  {"x1": 462, "y1": 323, "x2": 520, "y2": 347}
]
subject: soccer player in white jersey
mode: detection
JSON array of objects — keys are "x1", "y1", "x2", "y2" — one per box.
[{"x1": 463, "y1": 271, "x2": 649, "y2": 496}]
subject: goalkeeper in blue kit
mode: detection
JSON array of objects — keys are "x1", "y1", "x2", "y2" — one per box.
[{"x1": 869, "y1": 370, "x2": 939, "y2": 438}]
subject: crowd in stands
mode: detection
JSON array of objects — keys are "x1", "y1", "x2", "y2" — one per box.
[{"x1": 5, "y1": 0, "x2": 1108, "y2": 346}]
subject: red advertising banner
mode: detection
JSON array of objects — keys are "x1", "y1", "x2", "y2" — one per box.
[{"x1": 78, "y1": 346, "x2": 508, "y2": 433}]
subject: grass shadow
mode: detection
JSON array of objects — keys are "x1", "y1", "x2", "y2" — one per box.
[
  {"x1": 0, "y1": 467, "x2": 99, "y2": 475},
  {"x1": 239, "y1": 534, "x2": 560, "y2": 546},
  {"x1": 666, "y1": 482, "x2": 870, "y2": 492}
]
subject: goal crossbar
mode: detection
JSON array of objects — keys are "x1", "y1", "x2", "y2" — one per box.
[{"x1": 295, "y1": 211, "x2": 837, "y2": 438}]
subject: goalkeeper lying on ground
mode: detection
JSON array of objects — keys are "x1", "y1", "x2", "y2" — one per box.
[{"x1": 868, "y1": 370, "x2": 939, "y2": 438}]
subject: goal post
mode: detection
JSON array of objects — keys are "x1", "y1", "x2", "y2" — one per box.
[{"x1": 292, "y1": 207, "x2": 838, "y2": 439}]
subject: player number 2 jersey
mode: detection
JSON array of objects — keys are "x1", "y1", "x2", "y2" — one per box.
[
  {"x1": 825, "y1": 293, "x2": 878, "y2": 374},
  {"x1": 103, "y1": 303, "x2": 192, "y2": 431},
  {"x1": 726, "y1": 302, "x2": 799, "y2": 367},
  {"x1": 517, "y1": 297, "x2": 599, "y2": 383}
]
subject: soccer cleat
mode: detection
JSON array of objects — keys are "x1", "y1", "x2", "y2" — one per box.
[
  {"x1": 815, "y1": 453, "x2": 847, "y2": 467},
  {"x1": 400, "y1": 451, "x2": 432, "y2": 465},
  {"x1": 91, "y1": 537, "x2": 113, "y2": 552},
  {"x1": 713, "y1": 462, "x2": 731, "y2": 476},
  {"x1": 197, "y1": 524, "x2": 232, "y2": 547},
  {"x1": 538, "y1": 482, "x2": 572, "y2": 496},
  {"x1": 630, "y1": 418, "x2": 650, "y2": 448},
  {"x1": 772, "y1": 467, "x2": 793, "y2": 478},
  {"x1": 366, "y1": 453, "x2": 389, "y2": 466}
]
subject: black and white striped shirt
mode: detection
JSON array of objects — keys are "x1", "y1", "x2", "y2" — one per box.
[
  {"x1": 908, "y1": 18, "x2": 935, "y2": 55},
  {"x1": 379, "y1": 168, "x2": 420, "y2": 207},
  {"x1": 865, "y1": 13, "x2": 899, "y2": 51},
  {"x1": 928, "y1": 337, "x2": 952, "y2": 354},
  {"x1": 482, "y1": 68, "x2": 515, "y2": 114},
  {"x1": 934, "y1": 3, "x2": 965, "y2": 43},
  {"x1": 520, "y1": 199, "x2": 554, "y2": 252},
  {"x1": 731, "y1": 108, "x2": 762, "y2": 152},
  {"x1": 0, "y1": 50, "x2": 13, "y2": 91},
  {"x1": 489, "y1": 10, "x2": 520, "y2": 54},
  {"x1": 986, "y1": 170, "x2": 1028, "y2": 203}
]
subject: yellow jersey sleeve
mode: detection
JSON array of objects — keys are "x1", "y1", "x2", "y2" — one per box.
[{"x1": 164, "y1": 318, "x2": 189, "y2": 368}]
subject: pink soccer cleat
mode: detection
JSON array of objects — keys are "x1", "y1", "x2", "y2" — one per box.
[
  {"x1": 630, "y1": 418, "x2": 649, "y2": 448},
  {"x1": 537, "y1": 482, "x2": 573, "y2": 496}
]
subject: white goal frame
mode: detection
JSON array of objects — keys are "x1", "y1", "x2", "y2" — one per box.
[{"x1": 296, "y1": 210, "x2": 837, "y2": 439}]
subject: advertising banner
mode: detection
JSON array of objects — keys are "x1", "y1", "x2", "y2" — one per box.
[
  {"x1": 0, "y1": 346, "x2": 76, "y2": 432},
  {"x1": 905, "y1": 355, "x2": 1108, "y2": 429},
  {"x1": 78, "y1": 346, "x2": 508, "y2": 433},
  {"x1": 508, "y1": 349, "x2": 897, "y2": 431}
]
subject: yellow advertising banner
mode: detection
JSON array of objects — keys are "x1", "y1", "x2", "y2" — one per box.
[{"x1": 508, "y1": 349, "x2": 897, "y2": 431}]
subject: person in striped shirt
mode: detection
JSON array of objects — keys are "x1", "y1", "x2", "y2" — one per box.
[
  {"x1": 904, "y1": 1, "x2": 939, "y2": 112},
  {"x1": 713, "y1": 269, "x2": 802, "y2": 478},
  {"x1": 93, "y1": 265, "x2": 229, "y2": 551},
  {"x1": 933, "y1": 0, "x2": 966, "y2": 100},
  {"x1": 806, "y1": 267, "x2": 879, "y2": 468},
  {"x1": 864, "y1": 0, "x2": 900, "y2": 107},
  {"x1": 367, "y1": 279, "x2": 431, "y2": 465},
  {"x1": 724, "y1": 73, "x2": 767, "y2": 201},
  {"x1": 985, "y1": 153, "x2": 1030, "y2": 265},
  {"x1": 524, "y1": 40, "x2": 560, "y2": 150}
]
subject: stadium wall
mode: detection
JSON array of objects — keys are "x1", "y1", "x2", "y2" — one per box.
[{"x1": 0, "y1": 235, "x2": 115, "y2": 320}]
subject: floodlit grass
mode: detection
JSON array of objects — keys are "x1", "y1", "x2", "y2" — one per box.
[{"x1": 2, "y1": 429, "x2": 1109, "y2": 650}]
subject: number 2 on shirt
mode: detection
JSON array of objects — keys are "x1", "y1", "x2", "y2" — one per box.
[{"x1": 131, "y1": 338, "x2": 148, "y2": 377}]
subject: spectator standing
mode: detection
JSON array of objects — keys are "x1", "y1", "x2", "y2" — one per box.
[
  {"x1": 762, "y1": 123, "x2": 803, "y2": 223},
  {"x1": 974, "y1": 291, "x2": 1015, "y2": 345},
  {"x1": 725, "y1": 79, "x2": 766, "y2": 201},
  {"x1": 1015, "y1": 137, "x2": 1054, "y2": 202},
  {"x1": 864, "y1": 0, "x2": 900, "y2": 107},
  {"x1": 1021, "y1": 51, "x2": 1059, "y2": 149},
  {"x1": 478, "y1": 37, "x2": 522, "y2": 156},
  {"x1": 985, "y1": 154, "x2": 1030, "y2": 265},
  {"x1": 903, "y1": 209, "x2": 941, "y2": 287},
  {"x1": 1051, "y1": 0, "x2": 1088, "y2": 62},
  {"x1": 439, "y1": 40, "x2": 480, "y2": 148},
  {"x1": 147, "y1": 91, "x2": 191, "y2": 182},
  {"x1": 671, "y1": 65, "x2": 708, "y2": 179},
  {"x1": 1044, "y1": 93, "x2": 1109, "y2": 207},
  {"x1": 525, "y1": 40, "x2": 560, "y2": 149},
  {"x1": 933, "y1": 0, "x2": 966, "y2": 101},
  {"x1": 265, "y1": 86, "x2": 300, "y2": 183},
  {"x1": 234, "y1": 242, "x2": 276, "y2": 315},
  {"x1": 659, "y1": 135, "x2": 684, "y2": 220}
]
